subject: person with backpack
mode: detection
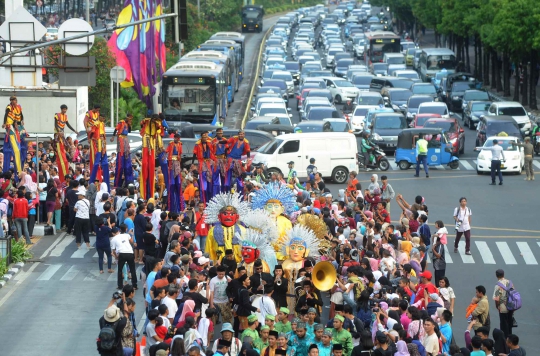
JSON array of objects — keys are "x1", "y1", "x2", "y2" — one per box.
[
  {"x1": 98, "y1": 303, "x2": 127, "y2": 356},
  {"x1": 494, "y1": 269, "x2": 520, "y2": 337},
  {"x1": 453, "y1": 197, "x2": 472, "y2": 255}
]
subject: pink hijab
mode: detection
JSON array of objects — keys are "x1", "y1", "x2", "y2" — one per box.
[
  {"x1": 19, "y1": 172, "x2": 37, "y2": 194},
  {"x1": 178, "y1": 300, "x2": 195, "y2": 324}
]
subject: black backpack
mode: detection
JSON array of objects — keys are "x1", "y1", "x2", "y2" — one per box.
[{"x1": 98, "y1": 320, "x2": 119, "y2": 351}]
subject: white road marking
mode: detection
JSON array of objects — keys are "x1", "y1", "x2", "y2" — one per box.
[
  {"x1": 496, "y1": 242, "x2": 517, "y2": 265},
  {"x1": 516, "y1": 242, "x2": 538, "y2": 265},
  {"x1": 533, "y1": 161, "x2": 540, "y2": 169},
  {"x1": 50, "y1": 235, "x2": 75, "y2": 257},
  {"x1": 443, "y1": 245, "x2": 453, "y2": 263},
  {"x1": 433, "y1": 165, "x2": 445, "y2": 170},
  {"x1": 40, "y1": 232, "x2": 67, "y2": 259},
  {"x1": 457, "y1": 241, "x2": 475, "y2": 263},
  {"x1": 37, "y1": 264, "x2": 63, "y2": 281},
  {"x1": 60, "y1": 265, "x2": 80, "y2": 281},
  {"x1": 108, "y1": 269, "x2": 119, "y2": 282},
  {"x1": 460, "y1": 160, "x2": 474, "y2": 170},
  {"x1": 474, "y1": 241, "x2": 496, "y2": 264},
  {"x1": 0, "y1": 262, "x2": 40, "y2": 307},
  {"x1": 70, "y1": 236, "x2": 96, "y2": 258}
]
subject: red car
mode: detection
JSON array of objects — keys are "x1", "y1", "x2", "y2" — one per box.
[
  {"x1": 423, "y1": 117, "x2": 465, "y2": 155},
  {"x1": 410, "y1": 113, "x2": 442, "y2": 128},
  {"x1": 296, "y1": 88, "x2": 314, "y2": 111}
]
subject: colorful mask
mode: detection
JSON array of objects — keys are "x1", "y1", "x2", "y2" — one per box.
[
  {"x1": 218, "y1": 206, "x2": 239, "y2": 227},
  {"x1": 242, "y1": 242, "x2": 260, "y2": 264},
  {"x1": 265, "y1": 200, "x2": 285, "y2": 219},
  {"x1": 286, "y1": 237, "x2": 309, "y2": 262}
]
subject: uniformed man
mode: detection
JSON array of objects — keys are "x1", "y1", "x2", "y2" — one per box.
[
  {"x1": 331, "y1": 315, "x2": 353, "y2": 356},
  {"x1": 53, "y1": 104, "x2": 77, "y2": 182},
  {"x1": 414, "y1": 133, "x2": 429, "y2": 178},
  {"x1": 317, "y1": 329, "x2": 333, "y2": 356}
]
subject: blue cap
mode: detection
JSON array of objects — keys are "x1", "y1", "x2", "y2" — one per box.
[{"x1": 111, "y1": 227, "x2": 120, "y2": 233}]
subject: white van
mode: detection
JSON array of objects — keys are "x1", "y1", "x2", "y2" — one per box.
[
  {"x1": 488, "y1": 101, "x2": 531, "y2": 134},
  {"x1": 252, "y1": 132, "x2": 358, "y2": 183}
]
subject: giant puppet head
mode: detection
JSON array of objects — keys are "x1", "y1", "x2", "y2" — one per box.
[
  {"x1": 219, "y1": 206, "x2": 239, "y2": 227},
  {"x1": 204, "y1": 192, "x2": 250, "y2": 226},
  {"x1": 241, "y1": 240, "x2": 260, "y2": 264},
  {"x1": 281, "y1": 225, "x2": 321, "y2": 263},
  {"x1": 252, "y1": 184, "x2": 296, "y2": 220}
]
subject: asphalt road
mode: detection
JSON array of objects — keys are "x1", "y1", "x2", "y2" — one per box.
[{"x1": 0, "y1": 7, "x2": 538, "y2": 356}]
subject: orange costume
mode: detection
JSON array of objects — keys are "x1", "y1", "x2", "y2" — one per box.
[
  {"x1": 193, "y1": 135, "x2": 216, "y2": 203},
  {"x1": 53, "y1": 110, "x2": 76, "y2": 182},
  {"x1": 139, "y1": 116, "x2": 163, "y2": 200},
  {"x1": 84, "y1": 109, "x2": 100, "y2": 170},
  {"x1": 166, "y1": 139, "x2": 184, "y2": 213}
]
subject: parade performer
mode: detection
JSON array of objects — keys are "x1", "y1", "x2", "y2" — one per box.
[
  {"x1": 212, "y1": 127, "x2": 229, "y2": 194},
  {"x1": 2, "y1": 96, "x2": 25, "y2": 175},
  {"x1": 193, "y1": 131, "x2": 216, "y2": 203},
  {"x1": 157, "y1": 113, "x2": 170, "y2": 192},
  {"x1": 89, "y1": 115, "x2": 110, "y2": 190},
  {"x1": 236, "y1": 228, "x2": 278, "y2": 277},
  {"x1": 226, "y1": 130, "x2": 250, "y2": 194},
  {"x1": 53, "y1": 104, "x2": 77, "y2": 182},
  {"x1": 139, "y1": 114, "x2": 163, "y2": 200},
  {"x1": 111, "y1": 113, "x2": 134, "y2": 188},
  {"x1": 84, "y1": 104, "x2": 101, "y2": 171},
  {"x1": 166, "y1": 133, "x2": 184, "y2": 213},
  {"x1": 205, "y1": 192, "x2": 249, "y2": 263},
  {"x1": 251, "y1": 184, "x2": 296, "y2": 260},
  {"x1": 281, "y1": 225, "x2": 321, "y2": 315}
]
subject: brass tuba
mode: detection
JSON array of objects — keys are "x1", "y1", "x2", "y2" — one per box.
[{"x1": 312, "y1": 261, "x2": 338, "y2": 292}]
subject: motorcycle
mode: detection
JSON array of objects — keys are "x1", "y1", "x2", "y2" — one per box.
[
  {"x1": 357, "y1": 143, "x2": 390, "y2": 171},
  {"x1": 534, "y1": 132, "x2": 540, "y2": 155}
]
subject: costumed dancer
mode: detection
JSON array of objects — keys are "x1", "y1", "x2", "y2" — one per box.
[
  {"x1": 226, "y1": 130, "x2": 250, "y2": 195},
  {"x1": 89, "y1": 115, "x2": 110, "y2": 190},
  {"x1": 2, "y1": 96, "x2": 25, "y2": 176},
  {"x1": 204, "y1": 192, "x2": 249, "y2": 263},
  {"x1": 251, "y1": 184, "x2": 296, "y2": 260},
  {"x1": 193, "y1": 131, "x2": 216, "y2": 203},
  {"x1": 280, "y1": 225, "x2": 321, "y2": 316},
  {"x1": 157, "y1": 113, "x2": 170, "y2": 191},
  {"x1": 111, "y1": 113, "x2": 134, "y2": 188},
  {"x1": 53, "y1": 104, "x2": 77, "y2": 182},
  {"x1": 83, "y1": 104, "x2": 101, "y2": 173},
  {"x1": 212, "y1": 127, "x2": 229, "y2": 194},
  {"x1": 165, "y1": 133, "x2": 184, "y2": 213},
  {"x1": 139, "y1": 114, "x2": 163, "y2": 200},
  {"x1": 236, "y1": 227, "x2": 278, "y2": 277}
]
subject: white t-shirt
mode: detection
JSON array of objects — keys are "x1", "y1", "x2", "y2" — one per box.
[
  {"x1": 159, "y1": 315, "x2": 171, "y2": 329},
  {"x1": 162, "y1": 296, "x2": 178, "y2": 319},
  {"x1": 74, "y1": 199, "x2": 90, "y2": 219},
  {"x1": 209, "y1": 276, "x2": 229, "y2": 304},
  {"x1": 422, "y1": 332, "x2": 440, "y2": 355},
  {"x1": 198, "y1": 317, "x2": 211, "y2": 347},
  {"x1": 110, "y1": 233, "x2": 134, "y2": 254},
  {"x1": 338, "y1": 234, "x2": 346, "y2": 244},
  {"x1": 96, "y1": 201, "x2": 106, "y2": 216},
  {"x1": 253, "y1": 295, "x2": 277, "y2": 324},
  {"x1": 454, "y1": 206, "x2": 472, "y2": 232}
]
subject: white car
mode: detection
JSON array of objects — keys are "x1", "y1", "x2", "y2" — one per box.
[
  {"x1": 351, "y1": 106, "x2": 377, "y2": 131},
  {"x1": 322, "y1": 77, "x2": 360, "y2": 104},
  {"x1": 256, "y1": 103, "x2": 293, "y2": 118},
  {"x1": 418, "y1": 102, "x2": 451, "y2": 119},
  {"x1": 45, "y1": 27, "x2": 58, "y2": 41},
  {"x1": 271, "y1": 71, "x2": 295, "y2": 97},
  {"x1": 476, "y1": 136, "x2": 524, "y2": 174},
  {"x1": 488, "y1": 101, "x2": 532, "y2": 134}
]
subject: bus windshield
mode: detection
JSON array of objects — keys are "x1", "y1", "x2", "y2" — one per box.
[
  {"x1": 243, "y1": 10, "x2": 260, "y2": 19},
  {"x1": 427, "y1": 54, "x2": 456, "y2": 70},
  {"x1": 164, "y1": 84, "x2": 215, "y2": 118},
  {"x1": 369, "y1": 39, "x2": 400, "y2": 62}
]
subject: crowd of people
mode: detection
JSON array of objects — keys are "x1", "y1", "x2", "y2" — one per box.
[{"x1": 0, "y1": 98, "x2": 526, "y2": 356}]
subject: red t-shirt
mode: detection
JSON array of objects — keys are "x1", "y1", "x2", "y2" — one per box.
[{"x1": 12, "y1": 198, "x2": 29, "y2": 219}]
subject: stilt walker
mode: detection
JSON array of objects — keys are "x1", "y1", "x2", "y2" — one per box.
[
  {"x1": 193, "y1": 131, "x2": 216, "y2": 204},
  {"x1": 84, "y1": 104, "x2": 101, "y2": 177},
  {"x1": 158, "y1": 113, "x2": 170, "y2": 191},
  {"x1": 53, "y1": 104, "x2": 77, "y2": 183},
  {"x1": 166, "y1": 133, "x2": 184, "y2": 213},
  {"x1": 139, "y1": 114, "x2": 162, "y2": 200},
  {"x1": 111, "y1": 113, "x2": 134, "y2": 188},
  {"x1": 2, "y1": 96, "x2": 24, "y2": 176},
  {"x1": 212, "y1": 127, "x2": 229, "y2": 193},
  {"x1": 89, "y1": 115, "x2": 110, "y2": 191},
  {"x1": 227, "y1": 130, "x2": 250, "y2": 195}
]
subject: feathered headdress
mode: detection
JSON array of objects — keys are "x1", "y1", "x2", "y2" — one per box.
[
  {"x1": 204, "y1": 192, "x2": 251, "y2": 225},
  {"x1": 237, "y1": 229, "x2": 278, "y2": 274},
  {"x1": 280, "y1": 225, "x2": 321, "y2": 259},
  {"x1": 241, "y1": 209, "x2": 279, "y2": 242},
  {"x1": 251, "y1": 184, "x2": 297, "y2": 216}
]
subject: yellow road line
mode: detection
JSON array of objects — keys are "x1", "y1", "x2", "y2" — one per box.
[{"x1": 241, "y1": 26, "x2": 273, "y2": 129}]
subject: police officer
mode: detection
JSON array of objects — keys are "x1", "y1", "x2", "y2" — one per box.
[{"x1": 414, "y1": 134, "x2": 429, "y2": 178}]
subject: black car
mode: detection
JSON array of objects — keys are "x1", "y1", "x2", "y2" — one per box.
[
  {"x1": 475, "y1": 115, "x2": 522, "y2": 147},
  {"x1": 444, "y1": 72, "x2": 478, "y2": 112},
  {"x1": 305, "y1": 107, "x2": 341, "y2": 121},
  {"x1": 463, "y1": 100, "x2": 491, "y2": 129},
  {"x1": 382, "y1": 88, "x2": 412, "y2": 112},
  {"x1": 222, "y1": 129, "x2": 274, "y2": 151},
  {"x1": 370, "y1": 112, "x2": 408, "y2": 151},
  {"x1": 461, "y1": 89, "x2": 491, "y2": 113},
  {"x1": 370, "y1": 76, "x2": 414, "y2": 92}
]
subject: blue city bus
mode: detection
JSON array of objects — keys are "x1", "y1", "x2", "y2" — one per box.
[
  {"x1": 196, "y1": 43, "x2": 238, "y2": 104},
  {"x1": 211, "y1": 32, "x2": 246, "y2": 83},
  {"x1": 204, "y1": 39, "x2": 242, "y2": 90},
  {"x1": 161, "y1": 61, "x2": 227, "y2": 125},
  {"x1": 181, "y1": 50, "x2": 235, "y2": 106}
]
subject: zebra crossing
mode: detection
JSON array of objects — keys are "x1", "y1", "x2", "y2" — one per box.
[
  {"x1": 384, "y1": 158, "x2": 540, "y2": 171},
  {"x1": 425, "y1": 240, "x2": 540, "y2": 266}
]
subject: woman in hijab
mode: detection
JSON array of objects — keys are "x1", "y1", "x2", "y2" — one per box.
[
  {"x1": 169, "y1": 225, "x2": 181, "y2": 243},
  {"x1": 183, "y1": 316, "x2": 201, "y2": 351},
  {"x1": 19, "y1": 172, "x2": 39, "y2": 198},
  {"x1": 394, "y1": 340, "x2": 410, "y2": 356},
  {"x1": 409, "y1": 248, "x2": 422, "y2": 277},
  {"x1": 368, "y1": 174, "x2": 379, "y2": 194},
  {"x1": 176, "y1": 300, "x2": 195, "y2": 328},
  {"x1": 493, "y1": 328, "x2": 508, "y2": 355}
]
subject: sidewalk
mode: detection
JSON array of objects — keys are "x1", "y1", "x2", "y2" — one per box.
[{"x1": 419, "y1": 30, "x2": 540, "y2": 117}]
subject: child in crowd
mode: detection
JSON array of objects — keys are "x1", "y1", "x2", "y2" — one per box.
[
  {"x1": 466, "y1": 296, "x2": 479, "y2": 322},
  {"x1": 432, "y1": 220, "x2": 448, "y2": 245}
]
